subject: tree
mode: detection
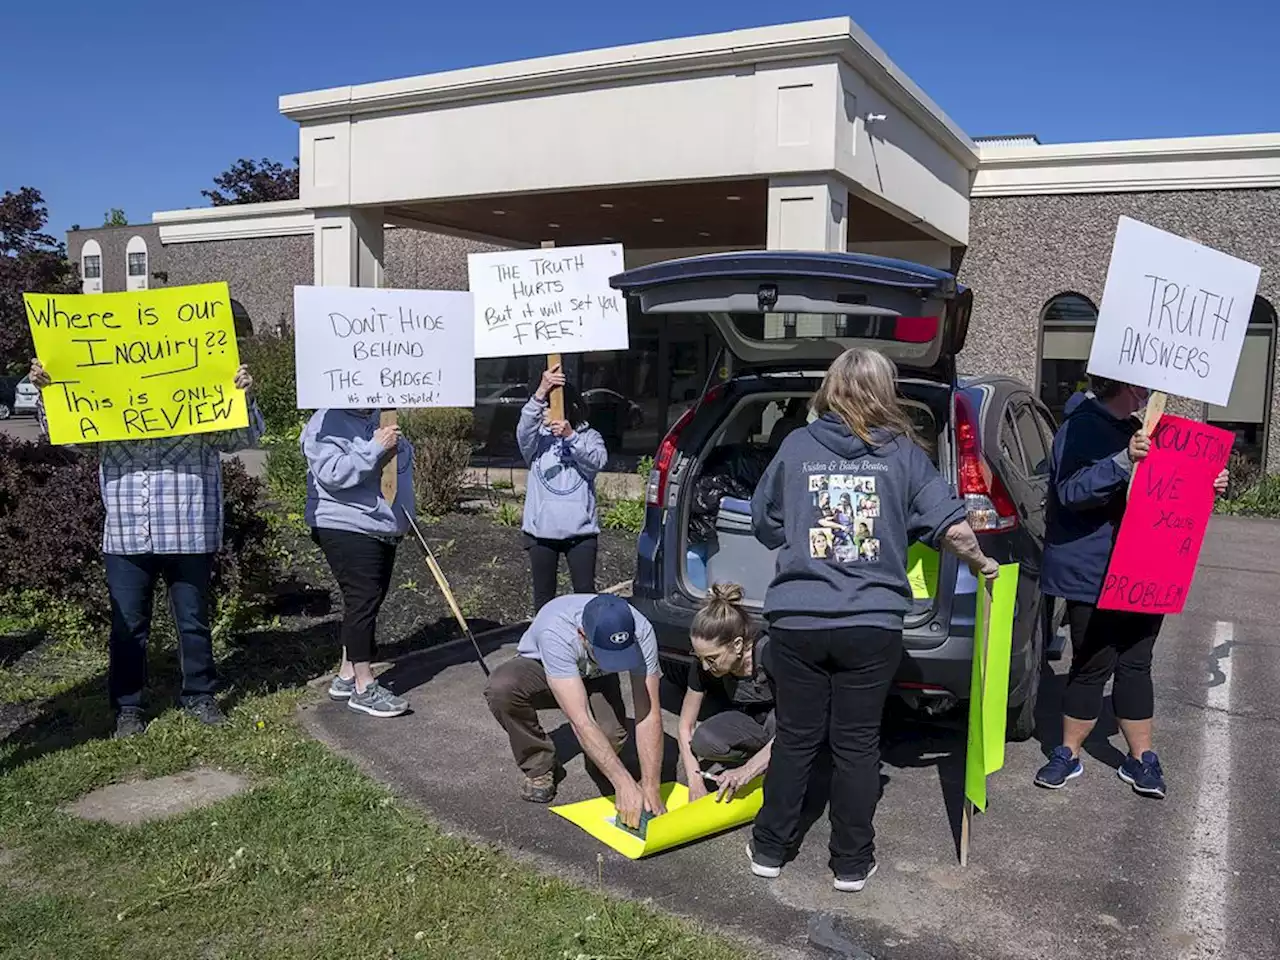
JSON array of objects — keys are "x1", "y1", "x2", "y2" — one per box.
[
  {"x1": 202, "y1": 158, "x2": 300, "y2": 206},
  {"x1": 0, "y1": 187, "x2": 80, "y2": 373},
  {"x1": 103, "y1": 208, "x2": 128, "y2": 226}
]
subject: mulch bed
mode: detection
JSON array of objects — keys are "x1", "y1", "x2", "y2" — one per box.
[{"x1": 272, "y1": 511, "x2": 638, "y2": 657}]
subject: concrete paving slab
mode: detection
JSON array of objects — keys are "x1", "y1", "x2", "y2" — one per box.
[
  {"x1": 302, "y1": 521, "x2": 1280, "y2": 960},
  {"x1": 64, "y1": 768, "x2": 249, "y2": 826}
]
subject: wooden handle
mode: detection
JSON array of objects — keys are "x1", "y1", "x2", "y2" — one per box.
[
  {"x1": 547, "y1": 353, "x2": 565, "y2": 422},
  {"x1": 1126, "y1": 391, "x2": 1166, "y2": 495},
  {"x1": 380, "y1": 409, "x2": 398, "y2": 504}
]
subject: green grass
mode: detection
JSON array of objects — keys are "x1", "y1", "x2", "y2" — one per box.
[{"x1": 0, "y1": 686, "x2": 757, "y2": 960}]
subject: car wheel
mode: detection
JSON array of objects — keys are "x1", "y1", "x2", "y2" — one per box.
[
  {"x1": 1007, "y1": 616, "x2": 1045, "y2": 743},
  {"x1": 0, "y1": 402, "x2": 11, "y2": 420}
]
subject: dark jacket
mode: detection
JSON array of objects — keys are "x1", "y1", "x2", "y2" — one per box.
[
  {"x1": 750, "y1": 414, "x2": 966, "y2": 631},
  {"x1": 1042, "y1": 392, "x2": 1138, "y2": 603}
]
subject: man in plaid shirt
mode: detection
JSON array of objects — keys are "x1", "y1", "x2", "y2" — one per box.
[{"x1": 31, "y1": 358, "x2": 265, "y2": 737}]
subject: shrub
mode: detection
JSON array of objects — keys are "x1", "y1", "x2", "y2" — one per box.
[
  {"x1": 1223, "y1": 450, "x2": 1262, "y2": 501},
  {"x1": 215, "y1": 460, "x2": 283, "y2": 635},
  {"x1": 1216, "y1": 472, "x2": 1280, "y2": 518},
  {"x1": 602, "y1": 497, "x2": 645, "y2": 534},
  {"x1": 0, "y1": 436, "x2": 281, "y2": 639},
  {"x1": 400, "y1": 408, "x2": 475, "y2": 516},
  {"x1": 263, "y1": 429, "x2": 308, "y2": 517},
  {"x1": 239, "y1": 334, "x2": 302, "y2": 437},
  {"x1": 0, "y1": 436, "x2": 107, "y2": 619},
  {"x1": 494, "y1": 500, "x2": 522, "y2": 527}
]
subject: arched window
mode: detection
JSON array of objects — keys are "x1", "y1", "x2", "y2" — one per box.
[
  {"x1": 126, "y1": 236, "x2": 148, "y2": 291},
  {"x1": 1207, "y1": 296, "x2": 1275, "y2": 468},
  {"x1": 230, "y1": 299, "x2": 254, "y2": 338},
  {"x1": 1038, "y1": 292, "x2": 1098, "y2": 421},
  {"x1": 81, "y1": 239, "x2": 103, "y2": 294}
]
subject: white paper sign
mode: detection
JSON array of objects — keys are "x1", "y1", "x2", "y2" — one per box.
[
  {"x1": 1087, "y1": 217, "x2": 1261, "y2": 405},
  {"x1": 293, "y1": 286, "x2": 475, "y2": 409},
  {"x1": 468, "y1": 244, "x2": 628, "y2": 359}
]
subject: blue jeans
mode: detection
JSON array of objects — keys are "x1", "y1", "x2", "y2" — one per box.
[{"x1": 104, "y1": 552, "x2": 217, "y2": 711}]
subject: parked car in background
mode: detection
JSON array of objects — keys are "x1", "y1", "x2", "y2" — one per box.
[
  {"x1": 13, "y1": 376, "x2": 39, "y2": 417},
  {"x1": 0, "y1": 376, "x2": 17, "y2": 420},
  {"x1": 611, "y1": 251, "x2": 1057, "y2": 741}
]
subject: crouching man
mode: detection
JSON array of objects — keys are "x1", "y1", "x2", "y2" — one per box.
[{"x1": 484, "y1": 593, "x2": 667, "y2": 828}]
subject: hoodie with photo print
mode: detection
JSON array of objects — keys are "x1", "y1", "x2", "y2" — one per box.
[{"x1": 751, "y1": 413, "x2": 966, "y2": 631}]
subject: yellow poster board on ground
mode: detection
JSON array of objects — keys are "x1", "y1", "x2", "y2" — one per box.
[
  {"x1": 23, "y1": 283, "x2": 246, "y2": 445},
  {"x1": 550, "y1": 779, "x2": 764, "y2": 859}
]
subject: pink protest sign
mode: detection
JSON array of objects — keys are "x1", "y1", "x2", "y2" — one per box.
[{"x1": 1099, "y1": 416, "x2": 1233, "y2": 614}]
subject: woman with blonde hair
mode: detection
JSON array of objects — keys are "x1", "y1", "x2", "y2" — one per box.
[
  {"x1": 749, "y1": 347, "x2": 998, "y2": 892},
  {"x1": 677, "y1": 583, "x2": 776, "y2": 804}
]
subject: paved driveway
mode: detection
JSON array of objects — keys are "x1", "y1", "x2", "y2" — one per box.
[{"x1": 302, "y1": 517, "x2": 1280, "y2": 960}]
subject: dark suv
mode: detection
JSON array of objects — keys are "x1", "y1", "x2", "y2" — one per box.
[{"x1": 610, "y1": 251, "x2": 1058, "y2": 740}]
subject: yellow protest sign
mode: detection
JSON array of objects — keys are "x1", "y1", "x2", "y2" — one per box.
[
  {"x1": 907, "y1": 543, "x2": 940, "y2": 599},
  {"x1": 23, "y1": 283, "x2": 246, "y2": 445},
  {"x1": 550, "y1": 779, "x2": 764, "y2": 859}
]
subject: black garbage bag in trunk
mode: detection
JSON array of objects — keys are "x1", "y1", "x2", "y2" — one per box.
[{"x1": 688, "y1": 443, "x2": 774, "y2": 542}]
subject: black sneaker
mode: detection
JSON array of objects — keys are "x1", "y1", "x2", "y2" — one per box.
[
  {"x1": 183, "y1": 697, "x2": 227, "y2": 727},
  {"x1": 834, "y1": 860, "x2": 878, "y2": 893},
  {"x1": 1118, "y1": 751, "x2": 1167, "y2": 799},
  {"x1": 114, "y1": 709, "x2": 147, "y2": 739}
]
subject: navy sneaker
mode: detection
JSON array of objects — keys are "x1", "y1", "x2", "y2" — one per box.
[
  {"x1": 1118, "y1": 751, "x2": 1166, "y2": 799},
  {"x1": 1034, "y1": 746, "x2": 1084, "y2": 789}
]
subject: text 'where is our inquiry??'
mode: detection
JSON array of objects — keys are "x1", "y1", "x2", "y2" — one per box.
[
  {"x1": 23, "y1": 283, "x2": 247, "y2": 444},
  {"x1": 468, "y1": 244, "x2": 629, "y2": 359},
  {"x1": 293, "y1": 286, "x2": 476, "y2": 409}
]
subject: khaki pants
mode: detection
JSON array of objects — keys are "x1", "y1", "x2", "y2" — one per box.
[{"x1": 484, "y1": 655, "x2": 627, "y2": 778}]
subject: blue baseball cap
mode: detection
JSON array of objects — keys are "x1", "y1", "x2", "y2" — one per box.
[{"x1": 582, "y1": 595, "x2": 645, "y2": 674}]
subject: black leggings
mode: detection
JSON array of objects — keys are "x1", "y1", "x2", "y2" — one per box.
[
  {"x1": 314, "y1": 528, "x2": 397, "y2": 663},
  {"x1": 1062, "y1": 601, "x2": 1163, "y2": 722},
  {"x1": 524, "y1": 533, "x2": 598, "y2": 612}
]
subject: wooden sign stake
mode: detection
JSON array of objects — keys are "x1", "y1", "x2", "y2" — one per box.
[
  {"x1": 380, "y1": 408, "x2": 398, "y2": 504},
  {"x1": 960, "y1": 578, "x2": 993, "y2": 868},
  {"x1": 547, "y1": 352, "x2": 565, "y2": 422},
  {"x1": 539, "y1": 240, "x2": 565, "y2": 425},
  {"x1": 1127, "y1": 391, "x2": 1167, "y2": 495}
]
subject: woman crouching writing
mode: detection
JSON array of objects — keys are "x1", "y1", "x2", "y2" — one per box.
[{"x1": 677, "y1": 583, "x2": 776, "y2": 804}]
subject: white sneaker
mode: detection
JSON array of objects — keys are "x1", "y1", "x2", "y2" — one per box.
[
  {"x1": 833, "y1": 861, "x2": 877, "y2": 893},
  {"x1": 746, "y1": 842, "x2": 782, "y2": 879}
]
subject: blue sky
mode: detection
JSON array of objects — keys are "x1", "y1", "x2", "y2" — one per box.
[{"x1": 4, "y1": 0, "x2": 1277, "y2": 238}]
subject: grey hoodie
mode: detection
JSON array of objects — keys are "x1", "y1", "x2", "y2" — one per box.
[
  {"x1": 302, "y1": 409, "x2": 415, "y2": 539},
  {"x1": 517, "y1": 397, "x2": 608, "y2": 540},
  {"x1": 751, "y1": 413, "x2": 966, "y2": 631}
]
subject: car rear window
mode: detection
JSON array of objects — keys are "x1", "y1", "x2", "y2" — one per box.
[
  {"x1": 707, "y1": 391, "x2": 940, "y2": 465},
  {"x1": 726, "y1": 312, "x2": 938, "y2": 346}
]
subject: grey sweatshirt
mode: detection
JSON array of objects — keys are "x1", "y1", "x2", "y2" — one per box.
[
  {"x1": 517, "y1": 397, "x2": 607, "y2": 540},
  {"x1": 751, "y1": 413, "x2": 966, "y2": 631},
  {"x1": 302, "y1": 409, "x2": 415, "y2": 539}
]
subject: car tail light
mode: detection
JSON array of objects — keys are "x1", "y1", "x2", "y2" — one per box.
[
  {"x1": 646, "y1": 386, "x2": 721, "y2": 508},
  {"x1": 954, "y1": 393, "x2": 1018, "y2": 533}
]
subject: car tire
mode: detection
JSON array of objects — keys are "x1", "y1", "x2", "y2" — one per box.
[
  {"x1": 1007, "y1": 615, "x2": 1045, "y2": 743},
  {"x1": 0, "y1": 402, "x2": 10, "y2": 420}
]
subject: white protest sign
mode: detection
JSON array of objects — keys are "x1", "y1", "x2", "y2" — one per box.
[
  {"x1": 1087, "y1": 216, "x2": 1261, "y2": 405},
  {"x1": 468, "y1": 243, "x2": 628, "y2": 359},
  {"x1": 293, "y1": 286, "x2": 475, "y2": 409}
]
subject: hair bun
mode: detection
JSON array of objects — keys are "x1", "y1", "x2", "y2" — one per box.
[{"x1": 708, "y1": 582, "x2": 745, "y2": 605}]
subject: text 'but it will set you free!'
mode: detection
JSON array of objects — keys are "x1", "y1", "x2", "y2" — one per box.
[{"x1": 23, "y1": 283, "x2": 248, "y2": 445}]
